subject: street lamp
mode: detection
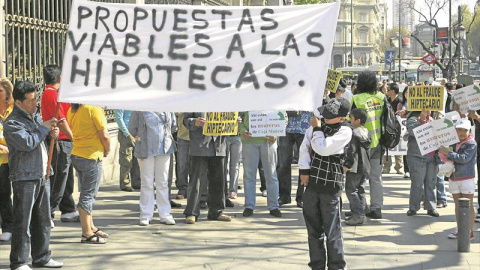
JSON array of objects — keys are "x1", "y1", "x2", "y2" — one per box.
[{"x1": 454, "y1": 24, "x2": 466, "y2": 75}]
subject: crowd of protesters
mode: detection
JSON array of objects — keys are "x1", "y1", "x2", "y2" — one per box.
[{"x1": 0, "y1": 67, "x2": 478, "y2": 270}]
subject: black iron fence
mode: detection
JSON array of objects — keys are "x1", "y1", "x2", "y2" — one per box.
[{"x1": 2, "y1": 0, "x2": 232, "y2": 121}]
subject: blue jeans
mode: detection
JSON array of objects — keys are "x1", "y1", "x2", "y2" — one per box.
[
  {"x1": 48, "y1": 139, "x2": 76, "y2": 217},
  {"x1": 436, "y1": 166, "x2": 447, "y2": 204},
  {"x1": 72, "y1": 156, "x2": 102, "y2": 214},
  {"x1": 10, "y1": 178, "x2": 51, "y2": 270},
  {"x1": 407, "y1": 155, "x2": 437, "y2": 211},
  {"x1": 0, "y1": 163, "x2": 13, "y2": 233},
  {"x1": 224, "y1": 136, "x2": 242, "y2": 195},
  {"x1": 242, "y1": 142, "x2": 279, "y2": 210},
  {"x1": 277, "y1": 133, "x2": 305, "y2": 203},
  {"x1": 303, "y1": 188, "x2": 346, "y2": 270}
]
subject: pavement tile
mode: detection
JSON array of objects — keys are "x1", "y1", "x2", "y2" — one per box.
[{"x1": 0, "y1": 166, "x2": 479, "y2": 270}]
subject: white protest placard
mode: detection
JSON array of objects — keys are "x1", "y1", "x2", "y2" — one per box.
[
  {"x1": 452, "y1": 84, "x2": 480, "y2": 113},
  {"x1": 413, "y1": 116, "x2": 460, "y2": 156},
  {"x1": 249, "y1": 111, "x2": 286, "y2": 137},
  {"x1": 59, "y1": 0, "x2": 340, "y2": 112}
]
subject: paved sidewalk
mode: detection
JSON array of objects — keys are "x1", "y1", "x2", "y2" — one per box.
[{"x1": 0, "y1": 168, "x2": 478, "y2": 270}]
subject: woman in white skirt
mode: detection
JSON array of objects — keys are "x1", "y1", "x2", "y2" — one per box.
[{"x1": 129, "y1": 111, "x2": 177, "y2": 226}]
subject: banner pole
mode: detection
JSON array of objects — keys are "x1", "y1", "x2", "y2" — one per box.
[{"x1": 45, "y1": 100, "x2": 61, "y2": 181}]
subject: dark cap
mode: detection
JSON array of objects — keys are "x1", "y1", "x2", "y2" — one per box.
[{"x1": 317, "y1": 97, "x2": 351, "y2": 120}]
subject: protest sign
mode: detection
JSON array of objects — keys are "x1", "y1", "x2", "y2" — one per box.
[
  {"x1": 203, "y1": 112, "x2": 238, "y2": 136},
  {"x1": 408, "y1": 85, "x2": 444, "y2": 111},
  {"x1": 325, "y1": 69, "x2": 342, "y2": 93},
  {"x1": 413, "y1": 115, "x2": 460, "y2": 156},
  {"x1": 386, "y1": 115, "x2": 407, "y2": 156},
  {"x1": 452, "y1": 84, "x2": 480, "y2": 113},
  {"x1": 59, "y1": 0, "x2": 340, "y2": 112},
  {"x1": 249, "y1": 111, "x2": 286, "y2": 137}
]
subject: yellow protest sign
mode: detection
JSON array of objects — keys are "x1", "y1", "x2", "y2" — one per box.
[
  {"x1": 325, "y1": 69, "x2": 342, "y2": 93},
  {"x1": 203, "y1": 112, "x2": 238, "y2": 136},
  {"x1": 408, "y1": 85, "x2": 444, "y2": 111}
]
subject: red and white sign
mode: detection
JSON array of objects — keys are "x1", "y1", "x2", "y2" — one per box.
[{"x1": 422, "y1": 54, "x2": 438, "y2": 65}]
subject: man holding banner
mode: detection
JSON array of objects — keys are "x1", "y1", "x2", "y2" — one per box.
[{"x1": 183, "y1": 113, "x2": 231, "y2": 224}]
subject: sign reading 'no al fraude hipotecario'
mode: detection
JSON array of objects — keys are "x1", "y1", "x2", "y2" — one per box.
[
  {"x1": 408, "y1": 85, "x2": 444, "y2": 111},
  {"x1": 58, "y1": 0, "x2": 340, "y2": 112}
]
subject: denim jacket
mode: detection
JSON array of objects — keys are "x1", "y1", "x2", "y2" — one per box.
[
  {"x1": 447, "y1": 135, "x2": 477, "y2": 181},
  {"x1": 128, "y1": 111, "x2": 176, "y2": 159},
  {"x1": 4, "y1": 105, "x2": 49, "y2": 182},
  {"x1": 406, "y1": 116, "x2": 426, "y2": 158}
]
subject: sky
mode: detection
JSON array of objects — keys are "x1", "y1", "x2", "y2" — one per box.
[{"x1": 385, "y1": 0, "x2": 477, "y2": 29}]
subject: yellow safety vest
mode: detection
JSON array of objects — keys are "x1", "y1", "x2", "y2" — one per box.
[{"x1": 352, "y1": 92, "x2": 385, "y2": 148}]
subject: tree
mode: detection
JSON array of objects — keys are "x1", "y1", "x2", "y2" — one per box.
[
  {"x1": 294, "y1": 0, "x2": 332, "y2": 5},
  {"x1": 406, "y1": 0, "x2": 478, "y2": 79},
  {"x1": 381, "y1": 26, "x2": 410, "y2": 55}
]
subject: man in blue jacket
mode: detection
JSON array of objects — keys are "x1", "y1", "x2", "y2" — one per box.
[{"x1": 4, "y1": 81, "x2": 63, "y2": 270}]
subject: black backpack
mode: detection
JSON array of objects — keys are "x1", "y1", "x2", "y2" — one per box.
[{"x1": 380, "y1": 96, "x2": 401, "y2": 149}]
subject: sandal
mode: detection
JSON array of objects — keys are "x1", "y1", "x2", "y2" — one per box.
[
  {"x1": 93, "y1": 229, "x2": 109, "y2": 238},
  {"x1": 81, "y1": 234, "x2": 106, "y2": 244}
]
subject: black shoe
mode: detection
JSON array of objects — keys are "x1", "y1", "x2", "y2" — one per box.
[
  {"x1": 278, "y1": 198, "x2": 291, "y2": 207},
  {"x1": 366, "y1": 209, "x2": 382, "y2": 219},
  {"x1": 237, "y1": 185, "x2": 242, "y2": 190},
  {"x1": 296, "y1": 201, "x2": 303, "y2": 208},
  {"x1": 121, "y1": 186, "x2": 134, "y2": 192},
  {"x1": 170, "y1": 200, "x2": 182, "y2": 208},
  {"x1": 407, "y1": 210, "x2": 417, "y2": 216},
  {"x1": 225, "y1": 198, "x2": 234, "y2": 208},
  {"x1": 243, "y1": 208, "x2": 254, "y2": 217},
  {"x1": 199, "y1": 201, "x2": 208, "y2": 209},
  {"x1": 427, "y1": 209, "x2": 439, "y2": 217},
  {"x1": 270, "y1": 208, "x2": 282, "y2": 217},
  {"x1": 345, "y1": 211, "x2": 354, "y2": 217}
]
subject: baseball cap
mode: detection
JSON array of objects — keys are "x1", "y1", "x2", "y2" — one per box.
[
  {"x1": 455, "y1": 118, "x2": 471, "y2": 130},
  {"x1": 317, "y1": 98, "x2": 351, "y2": 120}
]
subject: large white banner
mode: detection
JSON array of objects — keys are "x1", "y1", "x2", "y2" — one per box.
[{"x1": 59, "y1": 0, "x2": 340, "y2": 112}]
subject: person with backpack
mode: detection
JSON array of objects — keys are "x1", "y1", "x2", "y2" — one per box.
[
  {"x1": 382, "y1": 83, "x2": 403, "y2": 174},
  {"x1": 350, "y1": 71, "x2": 385, "y2": 219}
]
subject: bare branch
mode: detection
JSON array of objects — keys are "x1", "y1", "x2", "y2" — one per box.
[
  {"x1": 466, "y1": 6, "x2": 479, "y2": 34},
  {"x1": 431, "y1": 0, "x2": 449, "y2": 21},
  {"x1": 410, "y1": 34, "x2": 446, "y2": 70}
]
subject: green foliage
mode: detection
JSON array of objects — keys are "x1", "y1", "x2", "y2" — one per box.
[{"x1": 294, "y1": 0, "x2": 333, "y2": 5}]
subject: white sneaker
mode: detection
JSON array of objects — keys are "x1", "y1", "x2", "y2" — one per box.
[
  {"x1": 34, "y1": 258, "x2": 63, "y2": 268},
  {"x1": 60, "y1": 211, "x2": 79, "y2": 222},
  {"x1": 14, "y1": 265, "x2": 32, "y2": 270},
  {"x1": 50, "y1": 219, "x2": 55, "y2": 229},
  {"x1": 139, "y1": 219, "x2": 149, "y2": 226},
  {"x1": 262, "y1": 190, "x2": 267, "y2": 197},
  {"x1": 160, "y1": 216, "x2": 176, "y2": 225},
  {"x1": 0, "y1": 232, "x2": 12, "y2": 241},
  {"x1": 403, "y1": 172, "x2": 410, "y2": 178}
]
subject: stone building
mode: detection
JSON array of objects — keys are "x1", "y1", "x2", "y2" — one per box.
[{"x1": 331, "y1": 0, "x2": 387, "y2": 69}]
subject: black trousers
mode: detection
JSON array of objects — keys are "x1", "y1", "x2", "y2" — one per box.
[
  {"x1": 184, "y1": 156, "x2": 225, "y2": 219},
  {"x1": 303, "y1": 188, "x2": 346, "y2": 270},
  {"x1": 48, "y1": 140, "x2": 76, "y2": 217},
  {"x1": 277, "y1": 133, "x2": 305, "y2": 203}
]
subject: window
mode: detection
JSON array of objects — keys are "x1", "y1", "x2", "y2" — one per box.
[
  {"x1": 359, "y1": 13, "x2": 367, "y2": 22},
  {"x1": 359, "y1": 31, "x2": 368, "y2": 43},
  {"x1": 336, "y1": 29, "x2": 342, "y2": 43}
]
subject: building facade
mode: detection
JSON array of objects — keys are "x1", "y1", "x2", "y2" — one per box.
[
  {"x1": 392, "y1": 0, "x2": 418, "y2": 33},
  {"x1": 332, "y1": 0, "x2": 387, "y2": 69}
]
